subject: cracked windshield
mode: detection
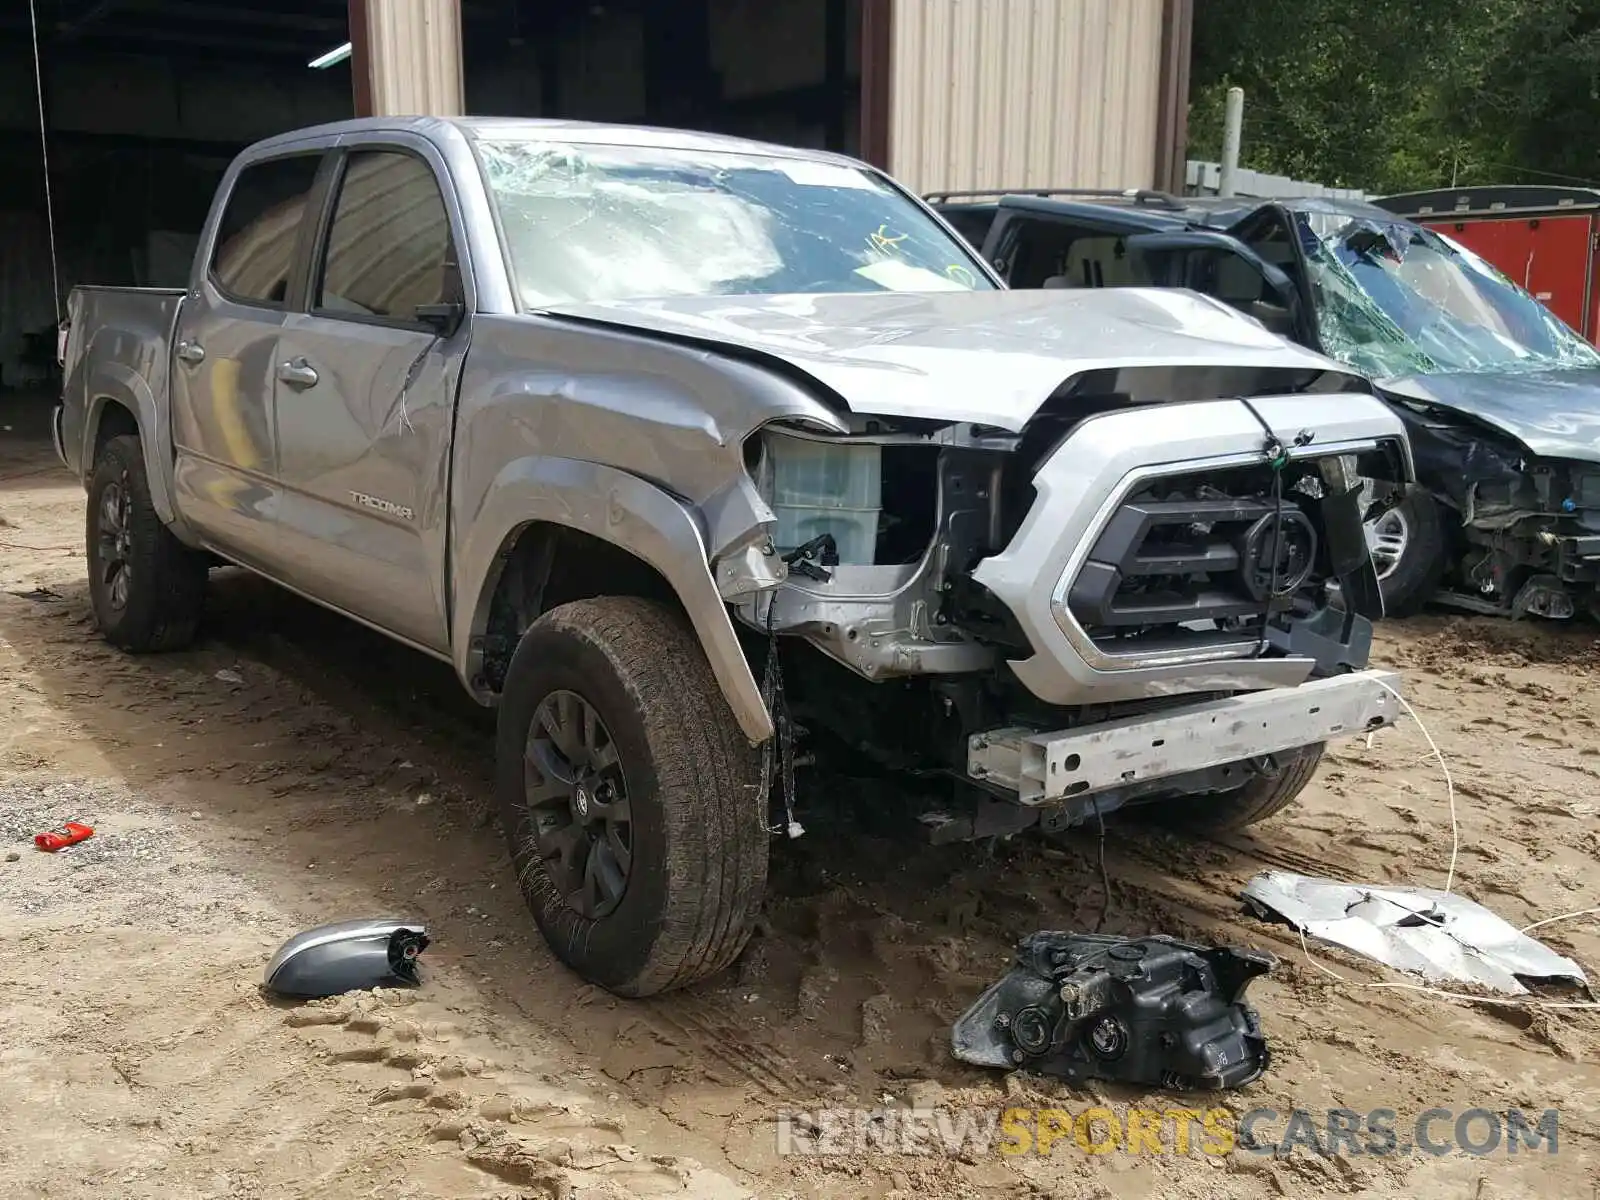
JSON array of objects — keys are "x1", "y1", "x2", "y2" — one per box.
[
  {"x1": 473, "y1": 139, "x2": 994, "y2": 306},
  {"x1": 1298, "y1": 210, "x2": 1600, "y2": 377}
]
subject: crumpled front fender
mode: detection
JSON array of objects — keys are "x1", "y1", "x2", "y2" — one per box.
[{"x1": 452, "y1": 455, "x2": 773, "y2": 743}]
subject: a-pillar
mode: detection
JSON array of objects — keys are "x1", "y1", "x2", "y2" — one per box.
[{"x1": 349, "y1": 0, "x2": 464, "y2": 118}]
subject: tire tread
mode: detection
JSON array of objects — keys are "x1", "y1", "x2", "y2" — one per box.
[
  {"x1": 88, "y1": 434, "x2": 206, "y2": 653},
  {"x1": 1163, "y1": 744, "x2": 1325, "y2": 833},
  {"x1": 500, "y1": 596, "x2": 765, "y2": 997}
]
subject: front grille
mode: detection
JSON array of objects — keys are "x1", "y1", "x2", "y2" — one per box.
[{"x1": 1066, "y1": 467, "x2": 1323, "y2": 653}]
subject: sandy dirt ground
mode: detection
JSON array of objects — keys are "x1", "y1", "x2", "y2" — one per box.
[{"x1": 1, "y1": 394, "x2": 1597, "y2": 1199}]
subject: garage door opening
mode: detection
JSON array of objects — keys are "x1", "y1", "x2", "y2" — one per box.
[
  {"x1": 0, "y1": 0, "x2": 882, "y2": 398},
  {"x1": 0, "y1": 1, "x2": 356, "y2": 395},
  {"x1": 461, "y1": 0, "x2": 868, "y2": 157}
]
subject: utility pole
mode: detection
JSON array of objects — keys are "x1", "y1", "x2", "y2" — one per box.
[{"x1": 1219, "y1": 86, "x2": 1244, "y2": 197}]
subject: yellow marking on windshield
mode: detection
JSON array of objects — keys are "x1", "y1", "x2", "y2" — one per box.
[
  {"x1": 869, "y1": 224, "x2": 907, "y2": 256},
  {"x1": 945, "y1": 264, "x2": 978, "y2": 286}
]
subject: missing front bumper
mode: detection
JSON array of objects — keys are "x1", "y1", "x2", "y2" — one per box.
[{"x1": 967, "y1": 669, "x2": 1402, "y2": 806}]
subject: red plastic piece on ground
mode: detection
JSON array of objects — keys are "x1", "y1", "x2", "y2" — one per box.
[{"x1": 34, "y1": 822, "x2": 94, "y2": 852}]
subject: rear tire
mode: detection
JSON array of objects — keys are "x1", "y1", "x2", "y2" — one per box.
[
  {"x1": 1152, "y1": 744, "x2": 1325, "y2": 833},
  {"x1": 496, "y1": 596, "x2": 767, "y2": 997},
  {"x1": 85, "y1": 433, "x2": 207, "y2": 652}
]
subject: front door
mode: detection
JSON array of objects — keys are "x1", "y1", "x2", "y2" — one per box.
[
  {"x1": 271, "y1": 145, "x2": 467, "y2": 653},
  {"x1": 170, "y1": 151, "x2": 325, "y2": 569},
  {"x1": 1225, "y1": 206, "x2": 1322, "y2": 350},
  {"x1": 984, "y1": 199, "x2": 1171, "y2": 290}
]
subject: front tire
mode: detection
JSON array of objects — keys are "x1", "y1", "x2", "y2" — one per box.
[
  {"x1": 496, "y1": 596, "x2": 767, "y2": 997},
  {"x1": 1368, "y1": 485, "x2": 1446, "y2": 617},
  {"x1": 1152, "y1": 744, "x2": 1325, "y2": 833},
  {"x1": 85, "y1": 434, "x2": 207, "y2": 652}
]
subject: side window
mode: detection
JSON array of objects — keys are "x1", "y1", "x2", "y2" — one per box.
[
  {"x1": 1003, "y1": 217, "x2": 1077, "y2": 288},
  {"x1": 941, "y1": 207, "x2": 996, "y2": 251},
  {"x1": 316, "y1": 150, "x2": 455, "y2": 323},
  {"x1": 211, "y1": 154, "x2": 323, "y2": 308},
  {"x1": 1235, "y1": 213, "x2": 1304, "y2": 288}
]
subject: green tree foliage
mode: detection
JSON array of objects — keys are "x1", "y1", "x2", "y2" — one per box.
[{"x1": 1190, "y1": 0, "x2": 1600, "y2": 193}]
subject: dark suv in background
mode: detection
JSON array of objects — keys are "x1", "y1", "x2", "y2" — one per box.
[{"x1": 932, "y1": 187, "x2": 1600, "y2": 622}]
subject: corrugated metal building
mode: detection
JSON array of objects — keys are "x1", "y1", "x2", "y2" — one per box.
[
  {"x1": 353, "y1": 0, "x2": 1194, "y2": 193},
  {"x1": 883, "y1": 0, "x2": 1184, "y2": 194}
]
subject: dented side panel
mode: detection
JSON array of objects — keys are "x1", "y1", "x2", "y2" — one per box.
[
  {"x1": 449, "y1": 453, "x2": 775, "y2": 742},
  {"x1": 447, "y1": 314, "x2": 850, "y2": 735}
]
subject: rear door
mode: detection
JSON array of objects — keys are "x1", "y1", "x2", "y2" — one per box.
[
  {"x1": 270, "y1": 140, "x2": 469, "y2": 653},
  {"x1": 170, "y1": 151, "x2": 326, "y2": 568}
]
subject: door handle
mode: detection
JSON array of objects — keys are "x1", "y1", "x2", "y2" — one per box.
[
  {"x1": 175, "y1": 340, "x2": 206, "y2": 365},
  {"x1": 277, "y1": 358, "x2": 319, "y2": 389}
]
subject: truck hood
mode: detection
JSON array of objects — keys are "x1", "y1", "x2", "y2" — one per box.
[
  {"x1": 1380, "y1": 368, "x2": 1600, "y2": 464},
  {"x1": 541, "y1": 288, "x2": 1355, "y2": 431}
]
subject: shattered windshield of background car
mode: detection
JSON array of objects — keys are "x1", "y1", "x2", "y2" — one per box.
[
  {"x1": 1296, "y1": 210, "x2": 1600, "y2": 378},
  {"x1": 472, "y1": 140, "x2": 995, "y2": 308}
]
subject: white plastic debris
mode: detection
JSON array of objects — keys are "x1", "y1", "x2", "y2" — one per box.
[{"x1": 1242, "y1": 870, "x2": 1587, "y2": 995}]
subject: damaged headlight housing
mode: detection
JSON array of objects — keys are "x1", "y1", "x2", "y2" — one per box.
[
  {"x1": 753, "y1": 429, "x2": 884, "y2": 566},
  {"x1": 951, "y1": 932, "x2": 1274, "y2": 1090}
]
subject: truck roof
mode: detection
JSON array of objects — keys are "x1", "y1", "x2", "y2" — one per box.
[
  {"x1": 244, "y1": 115, "x2": 871, "y2": 171},
  {"x1": 929, "y1": 188, "x2": 1408, "y2": 232}
]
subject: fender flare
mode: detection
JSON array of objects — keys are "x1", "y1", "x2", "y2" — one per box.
[
  {"x1": 452, "y1": 455, "x2": 773, "y2": 744},
  {"x1": 83, "y1": 361, "x2": 198, "y2": 543}
]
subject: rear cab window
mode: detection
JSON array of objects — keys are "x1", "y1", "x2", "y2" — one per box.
[{"x1": 209, "y1": 154, "x2": 323, "y2": 308}]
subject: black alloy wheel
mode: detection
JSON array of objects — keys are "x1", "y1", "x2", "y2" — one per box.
[
  {"x1": 495, "y1": 596, "x2": 768, "y2": 996},
  {"x1": 95, "y1": 470, "x2": 135, "y2": 611},
  {"x1": 525, "y1": 689, "x2": 634, "y2": 920}
]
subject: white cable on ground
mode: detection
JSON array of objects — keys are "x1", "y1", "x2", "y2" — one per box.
[
  {"x1": 1521, "y1": 906, "x2": 1600, "y2": 934},
  {"x1": 1282, "y1": 675, "x2": 1600, "y2": 1014},
  {"x1": 28, "y1": 0, "x2": 62, "y2": 320},
  {"x1": 1296, "y1": 926, "x2": 1600, "y2": 1011},
  {"x1": 1372, "y1": 676, "x2": 1459, "y2": 894},
  {"x1": 1365, "y1": 682, "x2": 1596, "y2": 949},
  {"x1": 1362, "y1": 982, "x2": 1600, "y2": 1010}
]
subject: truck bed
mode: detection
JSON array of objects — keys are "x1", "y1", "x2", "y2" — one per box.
[{"x1": 58, "y1": 285, "x2": 185, "y2": 483}]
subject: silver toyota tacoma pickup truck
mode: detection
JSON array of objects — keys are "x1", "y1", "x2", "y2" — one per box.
[{"x1": 57, "y1": 117, "x2": 1413, "y2": 997}]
